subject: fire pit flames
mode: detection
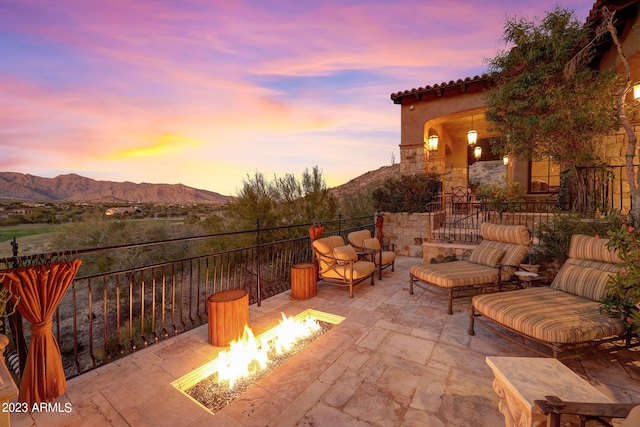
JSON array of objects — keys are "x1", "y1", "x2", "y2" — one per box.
[
  {"x1": 173, "y1": 309, "x2": 344, "y2": 413},
  {"x1": 217, "y1": 313, "x2": 321, "y2": 389}
]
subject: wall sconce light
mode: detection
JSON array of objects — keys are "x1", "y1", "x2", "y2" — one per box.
[
  {"x1": 474, "y1": 145, "x2": 482, "y2": 160},
  {"x1": 503, "y1": 155, "x2": 509, "y2": 166},
  {"x1": 467, "y1": 115, "x2": 478, "y2": 145},
  {"x1": 427, "y1": 134, "x2": 439, "y2": 152},
  {"x1": 634, "y1": 83, "x2": 640, "y2": 100}
]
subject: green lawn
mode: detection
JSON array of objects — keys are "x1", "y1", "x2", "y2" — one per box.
[{"x1": 0, "y1": 224, "x2": 62, "y2": 241}]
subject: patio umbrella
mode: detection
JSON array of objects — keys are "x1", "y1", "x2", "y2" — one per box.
[
  {"x1": 375, "y1": 215, "x2": 384, "y2": 246},
  {"x1": 2, "y1": 259, "x2": 82, "y2": 405},
  {"x1": 309, "y1": 224, "x2": 325, "y2": 241}
]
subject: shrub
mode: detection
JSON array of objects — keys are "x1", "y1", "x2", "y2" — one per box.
[
  {"x1": 372, "y1": 173, "x2": 441, "y2": 213},
  {"x1": 536, "y1": 212, "x2": 622, "y2": 263},
  {"x1": 602, "y1": 223, "x2": 640, "y2": 335}
]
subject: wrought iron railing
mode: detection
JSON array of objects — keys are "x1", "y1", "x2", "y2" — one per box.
[
  {"x1": 427, "y1": 197, "x2": 568, "y2": 244},
  {"x1": 0, "y1": 215, "x2": 375, "y2": 380}
]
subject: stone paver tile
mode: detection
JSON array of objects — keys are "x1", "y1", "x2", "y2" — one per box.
[
  {"x1": 378, "y1": 331, "x2": 434, "y2": 365},
  {"x1": 336, "y1": 346, "x2": 373, "y2": 371},
  {"x1": 377, "y1": 365, "x2": 421, "y2": 398},
  {"x1": 257, "y1": 351, "x2": 332, "y2": 403},
  {"x1": 429, "y1": 341, "x2": 490, "y2": 374},
  {"x1": 188, "y1": 411, "x2": 244, "y2": 427},
  {"x1": 126, "y1": 387, "x2": 206, "y2": 427},
  {"x1": 18, "y1": 396, "x2": 80, "y2": 427},
  {"x1": 439, "y1": 391, "x2": 503, "y2": 427},
  {"x1": 98, "y1": 366, "x2": 177, "y2": 413},
  {"x1": 374, "y1": 318, "x2": 411, "y2": 335},
  {"x1": 268, "y1": 378, "x2": 335, "y2": 427},
  {"x1": 322, "y1": 368, "x2": 364, "y2": 408},
  {"x1": 303, "y1": 329, "x2": 355, "y2": 364},
  {"x1": 355, "y1": 327, "x2": 390, "y2": 351},
  {"x1": 401, "y1": 408, "x2": 446, "y2": 427},
  {"x1": 298, "y1": 402, "x2": 374, "y2": 427},
  {"x1": 318, "y1": 361, "x2": 348, "y2": 383},
  {"x1": 220, "y1": 384, "x2": 289, "y2": 427},
  {"x1": 9, "y1": 411, "x2": 35, "y2": 427},
  {"x1": 410, "y1": 326, "x2": 441, "y2": 343},
  {"x1": 343, "y1": 380, "x2": 407, "y2": 426},
  {"x1": 410, "y1": 362, "x2": 450, "y2": 414}
]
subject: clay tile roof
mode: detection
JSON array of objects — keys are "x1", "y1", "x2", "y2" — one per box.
[{"x1": 390, "y1": 73, "x2": 491, "y2": 104}]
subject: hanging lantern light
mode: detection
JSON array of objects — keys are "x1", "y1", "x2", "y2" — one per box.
[
  {"x1": 634, "y1": 83, "x2": 640, "y2": 100},
  {"x1": 474, "y1": 145, "x2": 482, "y2": 159},
  {"x1": 503, "y1": 155, "x2": 509, "y2": 166},
  {"x1": 467, "y1": 115, "x2": 478, "y2": 145},
  {"x1": 427, "y1": 134, "x2": 439, "y2": 152}
]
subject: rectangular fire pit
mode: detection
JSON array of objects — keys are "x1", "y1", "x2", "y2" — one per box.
[{"x1": 172, "y1": 309, "x2": 344, "y2": 414}]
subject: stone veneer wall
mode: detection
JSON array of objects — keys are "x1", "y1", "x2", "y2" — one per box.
[{"x1": 381, "y1": 211, "x2": 444, "y2": 257}]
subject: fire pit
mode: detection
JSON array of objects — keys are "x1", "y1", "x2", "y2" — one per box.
[{"x1": 172, "y1": 309, "x2": 344, "y2": 413}]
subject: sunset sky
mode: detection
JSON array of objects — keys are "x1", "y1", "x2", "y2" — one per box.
[{"x1": 0, "y1": 0, "x2": 595, "y2": 196}]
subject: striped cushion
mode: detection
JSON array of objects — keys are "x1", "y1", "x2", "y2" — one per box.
[
  {"x1": 411, "y1": 261, "x2": 499, "y2": 288},
  {"x1": 473, "y1": 287, "x2": 627, "y2": 344},
  {"x1": 469, "y1": 246, "x2": 504, "y2": 267},
  {"x1": 480, "y1": 223, "x2": 531, "y2": 245},
  {"x1": 478, "y1": 240, "x2": 529, "y2": 278},
  {"x1": 568, "y1": 234, "x2": 621, "y2": 264},
  {"x1": 550, "y1": 262, "x2": 615, "y2": 300}
]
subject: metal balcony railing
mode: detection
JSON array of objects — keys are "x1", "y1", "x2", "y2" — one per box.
[{"x1": 0, "y1": 215, "x2": 375, "y2": 381}]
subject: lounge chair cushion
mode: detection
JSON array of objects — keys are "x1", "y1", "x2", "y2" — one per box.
[
  {"x1": 312, "y1": 236, "x2": 346, "y2": 272},
  {"x1": 469, "y1": 246, "x2": 505, "y2": 267},
  {"x1": 480, "y1": 222, "x2": 531, "y2": 245},
  {"x1": 411, "y1": 261, "x2": 499, "y2": 288},
  {"x1": 322, "y1": 261, "x2": 376, "y2": 280},
  {"x1": 473, "y1": 287, "x2": 627, "y2": 344},
  {"x1": 549, "y1": 234, "x2": 621, "y2": 300},
  {"x1": 568, "y1": 234, "x2": 621, "y2": 264},
  {"x1": 333, "y1": 245, "x2": 358, "y2": 264},
  {"x1": 550, "y1": 261, "x2": 616, "y2": 300},
  {"x1": 363, "y1": 237, "x2": 381, "y2": 250},
  {"x1": 363, "y1": 238, "x2": 396, "y2": 265},
  {"x1": 348, "y1": 230, "x2": 371, "y2": 249}
]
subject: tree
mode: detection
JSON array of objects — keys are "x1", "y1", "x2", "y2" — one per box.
[
  {"x1": 208, "y1": 166, "x2": 338, "y2": 241},
  {"x1": 485, "y1": 7, "x2": 620, "y2": 212},
  {"x1": 600, "y1": 7, "x2": 640, "y2": 221}
]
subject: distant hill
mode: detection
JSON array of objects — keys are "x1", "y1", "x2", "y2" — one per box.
[
  {"x1": 329, "y1": 164, "x2": 399, "y2": 200},
  {"x1": 0, "y1": 172, "x2": 234, "y2": 204}
]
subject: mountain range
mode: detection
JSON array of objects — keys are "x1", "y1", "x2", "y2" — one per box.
[
  {"x1": 0, "y1": 165, "x2": 400, "y2": 205},
  {"x1": 0, "y1": 172, "x2": 234, "y2": 204}
]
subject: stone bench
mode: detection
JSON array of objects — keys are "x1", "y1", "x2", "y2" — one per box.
[{"x1": 486, "y1": 356, "x2": 615, "y2": 427}]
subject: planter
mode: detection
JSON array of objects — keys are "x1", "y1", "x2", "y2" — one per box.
[{"x1": 0, "y1": 334, "x2": 18, "y2": 427}]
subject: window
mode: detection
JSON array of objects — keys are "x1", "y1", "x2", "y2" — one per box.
[{"x1": 529, "y1": 158, "x2": 560, "y2": 193}]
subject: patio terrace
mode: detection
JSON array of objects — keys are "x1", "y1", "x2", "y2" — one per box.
[{"x1": 9, "y1": 256, "x2": 640, "y2": 427}]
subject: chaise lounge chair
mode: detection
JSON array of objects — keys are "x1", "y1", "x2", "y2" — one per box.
[
  {"x1": 469, "y1": 234, "x2": 637, "y2": 359},
  {"x1": 410, "y1": 222, "x2": 532, "y2": 314}
]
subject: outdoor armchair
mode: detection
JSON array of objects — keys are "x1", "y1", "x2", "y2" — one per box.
[
  {"x1": 347, "y1": 230, "x2": 396, "y2": 279},
  {"x1": 312, "y1": 235, "x2": 376, "y2": 298},
  {"x1": 410, "y1": 222, "x2": 531, "y2": 314}
]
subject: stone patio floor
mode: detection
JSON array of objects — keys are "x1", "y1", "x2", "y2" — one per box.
[{"x1": 9, "y1": 256, "x2": 640, "y2": 427}]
